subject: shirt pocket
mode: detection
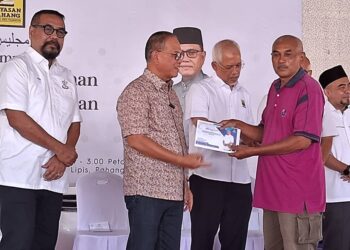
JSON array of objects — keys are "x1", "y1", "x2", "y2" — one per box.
[
  {"x1": 52, "y1": 79, "x2": 76, "y2": 128},
  {"x1": 234, "y1": 100, "x2": 252, "y2": 123}
]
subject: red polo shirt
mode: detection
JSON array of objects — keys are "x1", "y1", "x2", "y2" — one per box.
[{"x1": 253, "y1": 69, "x2": 325, "y2": 213}]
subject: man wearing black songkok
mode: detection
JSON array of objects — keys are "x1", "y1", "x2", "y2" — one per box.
[
  {"x1": 173, "y1": 27, "x2": 208, "y2": 111},
  {"x1": 319, "y1": 65, "x2": 350, "y2": 250}
]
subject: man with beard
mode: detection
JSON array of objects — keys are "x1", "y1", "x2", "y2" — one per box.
[
  {"x1": 319, "y1": 65, "x2": 350, "y2": 250},
  {"x1": 0, "y1": 9, "x2": 81, "y2": 250}
]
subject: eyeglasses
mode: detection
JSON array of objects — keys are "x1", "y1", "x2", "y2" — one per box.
[
  {"x1": 31, "y1": 24, "x2": 68, "y2": 38},
  {"x1": 158, "y1": 51, "x2": 184, "y2": 61},
  {"x1": 216, "y1": 61, "x2": 245, "y2": 71},
  {"x1": 182, "y1": 49, "x2": 203, "y2": 58}
]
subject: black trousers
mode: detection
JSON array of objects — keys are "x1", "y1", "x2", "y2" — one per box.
[
  {"x1": 189, "y1": 175, "x2": 252, "y2": 250},
  {"x1": 0, "y1": 185, "x2": 63, "y2": 250},
  {"x1": 323, "y1": 202, "x2": 350, "y2": 250}
]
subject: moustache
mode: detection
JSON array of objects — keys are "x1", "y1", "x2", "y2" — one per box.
[{"x1": 277, "y1": 64, "x2": 288, "y2": 70}]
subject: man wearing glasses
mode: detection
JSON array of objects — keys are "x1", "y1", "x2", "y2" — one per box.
[
  {"x1": 117, "y1": 31, "x2": 206, "y2": 250},
  {"x1": 0, "y1": 9, "x2": 81, "y2": 250},
  {"x1": 185, "y1": 39, "x2": 254, "y2": 250},
  {"x1": 173, "y1": 27, "x2": 208, "y2": 111}
]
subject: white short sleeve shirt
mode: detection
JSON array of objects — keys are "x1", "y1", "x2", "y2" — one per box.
[
  {"x1": 184, "y1": 75, "x2": 254, "y2": 183},
  {"x1": 324, "y1": 103, "x2": 350, "y2": 202},
  {"x1": 321, "y1": 100, "x2": 338, "y2": 137},
  {"x1": 0, "y1": 47, "x2": 82, "y2": 193}
]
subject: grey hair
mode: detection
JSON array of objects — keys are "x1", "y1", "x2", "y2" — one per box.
[{"x1": 212, "y1": 39, "x2": 240, "y2": 63}]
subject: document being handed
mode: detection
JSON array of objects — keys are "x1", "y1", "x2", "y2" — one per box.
[{"x1": 194, "y1": 120, "x2": 241, "y2": 153}]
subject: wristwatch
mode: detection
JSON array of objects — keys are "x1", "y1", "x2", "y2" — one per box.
[{"x1": 342, "y1": 165, "x2": 350, "y2": 176}]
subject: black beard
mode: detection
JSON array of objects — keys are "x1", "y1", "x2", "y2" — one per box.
[{"x1": 41, "y1": 40, "x2": 61, "y2": 60}]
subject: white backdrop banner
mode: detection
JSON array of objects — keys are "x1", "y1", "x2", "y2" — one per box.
[{"x1": 0, "y1": 0, "x2": 302, "y2": 186}]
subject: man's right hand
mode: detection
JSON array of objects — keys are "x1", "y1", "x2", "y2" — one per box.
[
  {"x1": 55, "y1": 144, "x2": 78, "y2": 167},
  {"x1": 178, "y1": 153, "x2": 209, "y2": 169},
  {"x1": 218, "y1": 119, "x2": 240, "y2": 129}
]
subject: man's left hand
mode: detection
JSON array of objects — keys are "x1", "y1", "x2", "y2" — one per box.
[
  {"x1": 42, "y1": 155, "x2": 66, "y2": 181},
  {"x1": 229, "y1": 145, "x2": 256, "y2": 159}
]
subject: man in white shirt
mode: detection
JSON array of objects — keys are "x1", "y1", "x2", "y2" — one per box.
[
  {"x1": 319, "y1": 65, "x2": 350, "y2": 250},
  {"x1": 185, "y1": 39, "x2": 254, "y2": 250},
  {"x1": 0, "y1": 10, "x2": 81, "y2": 250}
]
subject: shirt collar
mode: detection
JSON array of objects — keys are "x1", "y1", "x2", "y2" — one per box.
[
  {"x1": 26, "y1": 47, "x2": 59, "y2": 69},
  {"x1": 213, "y1": 74, "x2": 241, "y2": 90},
  {"x1": 144, "y1": 68, "x2": 173, "y2": 91},
  {"x1": 274, "y1": 68, "x2": 306, "y2": 91},
  {"x1": 181, "y1": 70, "x2": 207, "y2": 85}
]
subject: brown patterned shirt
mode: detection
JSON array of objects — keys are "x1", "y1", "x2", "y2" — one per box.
[{"x1": 117, "y1": 69, "x2": 187, "y2": 201}]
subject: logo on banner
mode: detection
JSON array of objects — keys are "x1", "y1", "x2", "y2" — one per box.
[{"x1": 0, "y1": 0, "x2": 25, "y2": 27}]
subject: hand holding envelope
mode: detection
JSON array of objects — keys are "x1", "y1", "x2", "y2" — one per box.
[{"x1": 194, "y1": 120, "x2": 241, "y2": 153}]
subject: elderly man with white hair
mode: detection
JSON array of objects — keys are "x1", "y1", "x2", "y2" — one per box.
[{"x1": 185, "y1": 39, "x2": 254, "y2": 250}]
